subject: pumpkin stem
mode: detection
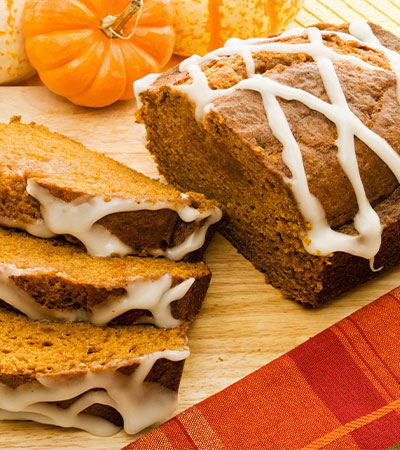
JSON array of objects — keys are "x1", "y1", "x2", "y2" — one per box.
[{"x1": 100, "y1": 0, "x2": 143, "y2": 39}]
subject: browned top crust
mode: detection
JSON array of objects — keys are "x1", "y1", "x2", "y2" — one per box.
[
  {"x1": 139, "y1": 23, "x2": 400, "y2": 230},
  {"x1": 0, "y1": 117, "x2": 215, "y2": 213}
]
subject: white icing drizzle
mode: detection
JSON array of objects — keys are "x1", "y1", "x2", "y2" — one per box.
[
  {"x1": 0, "y1": 348, "x2": 189, "y2": 436},
  {"x1": 164, "y1": 207, "x2": 222, "y2": 260},
  {"x1": 25, "y1": 180, "x2": 222, "y2": 260},
  {"x1": 0, "y1": 216, "x2": 55, "y2": 239},
  {"x1": 140, "y1": 23, "x2": 400, "y2": 263},
  {"x1": 241, "y1": 48, "x2": 255, "y2": 77},
  {"x1": 183, "y1": 36, "x2": 385, "y2": 121},
  {"x1": 90, "y1": 275, "x2": 195, "y2": 328},
  {"x1": 0, "y1": 264, "x2": 195, "y2": 328},
  {"x1": 134, "y1": 72, "x2": 161, "y2": 109}
]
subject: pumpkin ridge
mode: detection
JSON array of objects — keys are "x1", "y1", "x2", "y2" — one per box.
[
  {"x1": 128, "y1": 26, "x2": 175, "y2": 68},
  {"x1": 117, "y1": 41, "x2": 154, "y2": 101},
  {"x1": 31, "y1": 25, "x2": 99, "y2": 33},
  {"x1": 122, "y1": 39, "x2": 158, "y2": 70},
  {"x1": 22, "y1": 0, "x2": 99, "y2": 35},
  {"x1": 73, "y1": 0, "x2": 102, "y2": 16},
  {"x1": 61, "y1": 0, "x2": 100, "y2": 23},
  {"x1": 116, "y1": 40, "x2": 133, "y2": 101},
  {"x1": 24, "y1": 29, "x2": 97, "y2": 72},
  {"x1": 40, "y1": 39, "x2": 106, "y2": 98},
  {"x1": 68, "y1": 42, "x2": 127, "y2": 106}
]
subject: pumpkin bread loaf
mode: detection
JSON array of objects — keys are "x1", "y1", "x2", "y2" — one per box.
[
  {"x1": 0, "y1": 117, "x2": 222, "y2": 261},
  {"x1": 136, "y1": 22, "x2": 400, "y2": 306},
  {"x1": 0, "y1": 308, "x2": 189, "y2": 435},
  {"x1": 0, "y1": 227, "x2": 211, "y2": 328}
]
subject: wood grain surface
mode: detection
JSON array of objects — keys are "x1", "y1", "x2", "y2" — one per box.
[
  {"x1": 294, "y1": 0, "x2": 400, "y2": 36},
  {"x1": 0, "y1": 87, "x2": 398, "y2": 449}
]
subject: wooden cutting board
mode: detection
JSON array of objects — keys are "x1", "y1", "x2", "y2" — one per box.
[{"x1": 0, "y1": 86, "x2": 399, "y2": 450}]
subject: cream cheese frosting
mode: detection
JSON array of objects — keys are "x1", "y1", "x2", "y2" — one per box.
[{"x1": 0, "y1": 348, "x2": 189, "y2": 436}]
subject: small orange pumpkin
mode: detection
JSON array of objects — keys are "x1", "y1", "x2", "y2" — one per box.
[{"x1": 22, "y1": 0, "x2": 175, "y2": 107}]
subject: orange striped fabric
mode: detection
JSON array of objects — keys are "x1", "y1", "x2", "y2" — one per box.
[{"x1": 124, "y1": 289, "x2": 400, "y2": 449}]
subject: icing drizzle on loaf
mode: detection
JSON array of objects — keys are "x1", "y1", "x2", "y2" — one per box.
[
  {"x1": 0, "y1": 348, "x2": 189, "y2": 436},
  {"x1": 135, "y1": 22, "x2": 400, "y2": 264}
]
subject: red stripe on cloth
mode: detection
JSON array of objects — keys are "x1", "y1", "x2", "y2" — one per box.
[
  {"x1": 177, "y1": 407, "x2": 226, "y2": 450},
  {"x1": 348, "y1": 314, "x2": 400, "y2": 385},
  {"x1": 289, "y1": 328, "x2": 387, "y2": 423},
  {"x1": 351, "y1": 410, "x2": 400, "y2": 449},
  {"x1": 172, "y1": 417, "x2": 200, "y2": 450},
  {"x1": 348, "y1": 293, "x2": 400, "y2": 386},
  {"x1": 334, "y1": 321, "x2": 395, "y2": 400}
]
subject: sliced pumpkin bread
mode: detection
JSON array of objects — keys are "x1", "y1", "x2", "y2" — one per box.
[
  {"x1": 0, "y1": 117, "x2": 222, "y2": 261},
  {"x1": 0, "y1": 308, "x2": 189, "y2": 435},
  {"x1": 0, "y1": 227, "x2": 211, "y2": 328}
]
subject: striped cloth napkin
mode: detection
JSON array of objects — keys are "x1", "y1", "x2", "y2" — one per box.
[{"x1": 123, "y1": 287, "x2": 400, "y2": 450}]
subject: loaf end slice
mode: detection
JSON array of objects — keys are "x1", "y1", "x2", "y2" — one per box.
[
  {"x1": 0, "y1": 117, "x2": 222, "y2": 261},
  {"x1": 135, "y1": 22, "x2": 400, "y2": 305},
  {"x1": 0, "y1": 227, "x2": 211, "y2": 328},
  {"x1": 0, "y1": 308, "x2": 189, "y2": 435}
]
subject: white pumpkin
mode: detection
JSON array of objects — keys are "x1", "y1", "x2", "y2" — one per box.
[
  {"x1": 172, "y1": 0, "x2": 304, "y2": 56},
  {"x1": 0, "y1": 0, "x2": 35, "y2": 84}
]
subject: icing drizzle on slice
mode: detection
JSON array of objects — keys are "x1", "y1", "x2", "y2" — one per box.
[
  {"x1": 135, "y1": 23, "x2": 400, "y2": 263},
  {"x1": 26, "y1": 180, "x2": 222, "y2": 259},
  {"x1": 0, "y1": 264, "x2": 195, "y2": 328},
  {"x1": 0, "y1": 348, "x2": 189, "y2": 436}
]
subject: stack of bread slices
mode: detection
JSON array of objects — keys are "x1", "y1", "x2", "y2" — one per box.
[{"x1": 0, "y1": 117, "x2": 222, "y2": 435}]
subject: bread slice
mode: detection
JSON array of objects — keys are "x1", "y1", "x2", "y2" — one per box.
[
  {"x1": 0, "y1": 227, "x2": 211, "y2": 328},
  {"x1": 0, "y1": 117, "x2": 222, "y2": 261},
  {"x1": 0, "y1": 308, "x2": 188, "y2": 435},
  {"x1": 135, "y1": 22, "x2": 400, "y2": 305}
]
